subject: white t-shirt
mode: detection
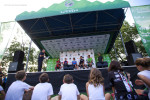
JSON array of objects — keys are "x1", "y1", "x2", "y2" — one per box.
[
  {"x1": 31, "y1": 82, "x2": 53, "y2": 100},
  {"x1": 5, "y1": 80, "x2": 31, "y2": 100},
  {"x1": 88, "y1": 84, "x2": 105, "y2": 100},
  {"x1": 138, "y1": 70, "x2": 150, "y2": 99},
  {"x1": 0, "y1": 85, "x2": 3, "y2": 91},
  {"x1": 58, "y1": 83, "x2": 80, "y2": 100}
]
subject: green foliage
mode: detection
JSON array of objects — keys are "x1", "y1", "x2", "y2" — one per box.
[
  {"x1": 109, "y1": 21, "x2": 148, "y2": 61},
  {"x1": 1, "y1": 38, "x2": 39, "y2": 73}
]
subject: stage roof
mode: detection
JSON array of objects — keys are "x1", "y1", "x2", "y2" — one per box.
[{"x1": 16, "y1": 0, "x2": 128, "y2": 58}]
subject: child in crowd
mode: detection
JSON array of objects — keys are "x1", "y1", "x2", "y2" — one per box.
[
  {"x1": 31, "y1": 73, "x2": 53, "y2": 100},
  {"x1": 108, "y1": 61, "x2": 138, "y2": 100},
  {"x1": 135, "y1": 58, "x2": 150, "y2": 99},
  {"x1": 58, "y1": 74, "x2": 80, "y2": 100},
  {"x1": 0, "y1": 77, "x2": 5, "y2": 100},
  {"x1": 86, "y1": 68, "x2": 111, "y2": 100},
  {"x1": 5, "y1": 70, "x2": 33, "y2": 100}
]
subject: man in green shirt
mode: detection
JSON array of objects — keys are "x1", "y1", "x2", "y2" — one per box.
[{"x1": 87, "y1": 55, "x2": 93, "y2": 68}]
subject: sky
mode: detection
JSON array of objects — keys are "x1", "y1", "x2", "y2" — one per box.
[
  {"x1": 0, "y1": 0, "x2": 135, "y2": 23},
  {"x1": 0, "y1": 0, "x2": 150, "y2": 22}
]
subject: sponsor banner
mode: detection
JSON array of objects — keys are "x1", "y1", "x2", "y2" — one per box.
[
  {"x1": 46, "y1": 59, "x2": 57, "y2": 71},
  {"x1": 131, "y1": 5, "x2": 150, "y2": 56}
]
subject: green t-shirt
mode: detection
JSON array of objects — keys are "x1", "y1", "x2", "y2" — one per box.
[{"x1": 87, "y1": 57, "x2": 93, "y2": 63}]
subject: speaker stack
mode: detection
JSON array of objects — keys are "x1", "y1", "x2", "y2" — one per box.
[
  {"x1": 125, "y1": 40, "x2": 142, "y2": 65},
  {"x1": 8, "y1": 50, "x2": 25, "y2": 73}
]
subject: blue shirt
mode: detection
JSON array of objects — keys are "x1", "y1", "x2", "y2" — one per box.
[{"x1": 72, "y1": 61, "x2": 77, "y2": 65}]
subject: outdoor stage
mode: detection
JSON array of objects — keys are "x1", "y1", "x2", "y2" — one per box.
[{"x1": 5, "y1": 66, "x2": 140, "y2": 94}]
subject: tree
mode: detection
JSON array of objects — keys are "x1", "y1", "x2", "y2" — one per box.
[
  {"x1": 109, "y1": 21, "x2": 148, "y2": 61},
  {"x1": 1, "y1": 38, "x2": 39, "y2": 73}
]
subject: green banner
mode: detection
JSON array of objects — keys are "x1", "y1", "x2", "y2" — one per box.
[
  {"x1": 131, "y1": 5, "x2": 150, "y2": 56},
  {"x1": 46, "y1": 59, "x2": 57, "y2": 71}
]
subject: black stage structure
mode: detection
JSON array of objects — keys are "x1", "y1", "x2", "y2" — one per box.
[{"x1": 5, "y1": 66, "x2": 141, "y2": 94}]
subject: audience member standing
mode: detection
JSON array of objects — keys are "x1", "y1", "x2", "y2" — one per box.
[
  {"x1": 38, "y1": 49, "x2": 45, "y2": 72},
  {"x1": 5, "y1": 70, "x2": 33, "y2": 100},
  {"x1": 108, "y1": 61, "x2": 138, "y2": 100},
  {"x1": 31, "y1": 73, "x2": 53, "y2": 100},
  {"x1": 135, "y1": 58, "x2": 150, "y2": 99},
  {"x1": 58, "y1": 74, "x2": 80, "y2": 100}
]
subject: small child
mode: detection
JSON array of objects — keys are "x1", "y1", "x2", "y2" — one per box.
[
  {"x1": 5, "y1": 70, "x2": 33, "y2": 100},
  {"x1": 58, "y1": 74, "x2": 80, "y2": 100},
  {"x1": 86, "y1": 68, "x2": 110, "y2": 100},
  {"x1": 31, "y1": 73, "x2": 53, "y2": 100},
  {"x1": 135, "y1": 58, "x2": 150, "y2": 99}
]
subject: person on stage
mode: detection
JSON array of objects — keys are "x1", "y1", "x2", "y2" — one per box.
[
  {"x1": 98, "y1": 52, "x2": 103, "y2": 64},
  {"x1": 72, "y1": 58, "x2": 78, "y2": 69},
  {"x1": 63, "y1": 58, "x2": 68, "y2": 67},
  {"x1": 55, "y1": 59, "x2": 61, "y2": 71},
  {"x1": 87, "y1": 55, "x2": 93, "y2": 68},
  {"x1": 79, "y1": 56, "x2": 85, "y2": 69},
  {"x1": 38, "y1": 49, "x2": 45, "y2": 72}
]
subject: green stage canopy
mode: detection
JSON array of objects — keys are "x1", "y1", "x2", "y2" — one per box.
[{"x1": 16, "y1": 0, "x2": 130, "y2": 58}]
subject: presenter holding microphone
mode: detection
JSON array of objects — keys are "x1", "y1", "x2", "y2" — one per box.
[{"x1": 38, "y1": 49, "x2": 45, "y2": 72}]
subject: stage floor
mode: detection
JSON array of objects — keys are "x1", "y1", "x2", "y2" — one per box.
[{"x1": 6, "y1": 66, "x2": 140, "y2": 94}]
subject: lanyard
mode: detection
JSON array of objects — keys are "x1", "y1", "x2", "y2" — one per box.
[{"x1": 119, "y1": 72, "x2": 133, "y2": 92}]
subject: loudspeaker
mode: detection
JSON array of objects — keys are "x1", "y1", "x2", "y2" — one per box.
[
  {"x1": 13, "y1": 50, "x2": 24, "y2": 63},
  {"x1": 127, "y1": 53, "x2": 143, "y2": 65},
  {"x1": 8, "y1": 62, "x2": 24, "y2": 73},
  {"x1": 125, "y1": 40, "x2": 138, "y2": 55}
]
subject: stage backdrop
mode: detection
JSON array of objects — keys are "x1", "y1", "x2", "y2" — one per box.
[
  {"x1": 46, "y1": 52, "x2": 111, "y2": 71},
  {"x1": 59, "y1": 49, "x2": 96, "y2": 67}
]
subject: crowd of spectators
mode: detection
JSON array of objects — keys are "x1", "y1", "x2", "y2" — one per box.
[{"x1": 0, "y1": 57, "x2": 149, "y2": 100}]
